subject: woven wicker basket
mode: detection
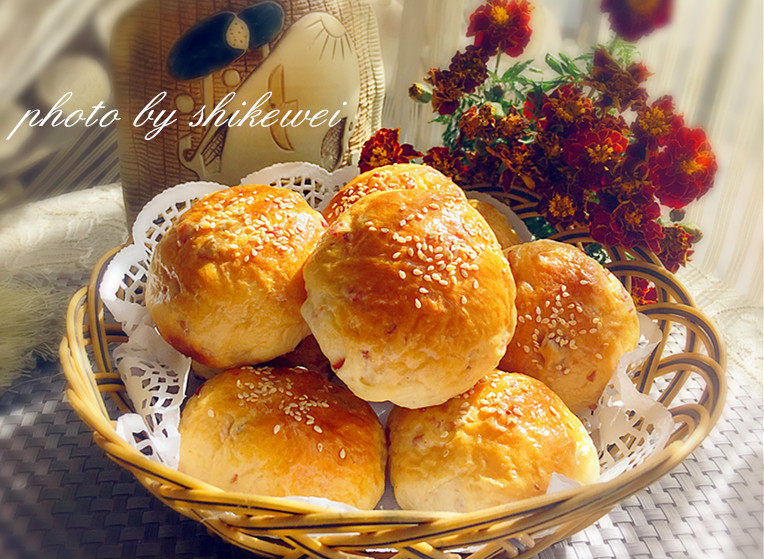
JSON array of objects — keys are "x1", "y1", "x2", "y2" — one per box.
[{"x1": 60, "y1": 185, "x2": 726, "y2": 558}]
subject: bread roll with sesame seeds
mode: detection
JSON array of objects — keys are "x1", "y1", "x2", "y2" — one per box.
[
  {"x1": 500, "y1": 240, "x2": 640, "y2": 415},
  {"x1": 388, "y1": 371, "x2": 600, "y2": 512},
  {"x1": 302, "y1": 189, "x2": 517, "y2": 409},
  {"x1": 178, "y1": 366, "x2": 386, "y2": 509},
  {"x1": 467, "y1": 199, "x2": 522, "y2": 249},
  {"x1": 322, "y1": 163, "x2": 465, "y2": 226},
  {"x1": 146, "y1": 184, "x2": 327, "y2": 369}
]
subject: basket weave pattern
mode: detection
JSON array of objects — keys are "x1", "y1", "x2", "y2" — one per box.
[{"x1": 60, "y1": 186, "x2": 726, "y2": 559}]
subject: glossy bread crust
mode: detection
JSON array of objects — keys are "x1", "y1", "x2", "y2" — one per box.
[
  {"x1": 146, "y1": 184, "x2": 326, "y2": 369},
  {"x1": 303, "y1": 188, "x2": 517, "y2": 408},
  {"x1": 179, "y1": 367, "x2": 387, "y2": 509},
  {"x1": 388, "y1": 371, "x2": 600, "y2": 512},
  {"x1": 322, "y1": 163, "x2": 465, "y2": 226},
  {"x1": 500, "y1": 240, "x2": 640, "y2": 414}
]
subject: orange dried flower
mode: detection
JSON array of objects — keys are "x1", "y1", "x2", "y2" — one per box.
[
  {"x1": 585, "y1": 47, "x2": 649, "y2": 112},
  {"x1": 458, "y1": 104, "x2": 498, "y2": 140},
  {"x1": 657, "y1": 223, "x2": 696, "y2": 272},
  {"x1": 358, "y1": 128, "x2": 422, "y2": 173},
  {"x1": 496, "y1": 109, "x2": 528, "y2": 141},
  {"x1": 423, "y1": 147, "x2": 465, "y2": 181},
  {"x1": 425, "y1": 69, "x2": 464, "y2": 115}
]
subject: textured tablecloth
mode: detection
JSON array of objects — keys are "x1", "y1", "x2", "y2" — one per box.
[
  {"x1": 0, "y1": 184, "x2": 762, "y2": 558},
  {"x1": 0, "y1": 313, "x2": 761, "y2": 558}
]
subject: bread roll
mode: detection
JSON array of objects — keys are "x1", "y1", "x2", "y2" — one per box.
[
  {"x1": 388, "y1": 371, "x2": 600, "y2": 512},
  {"x1": 179, "y1": 366, "x2": 386, "y2": 509},
  {"x1": 468, "y1": 199, "x2": 521, "y2": 249},
  {"x1": 500, "y1": 240, "x2": 639, "y2": 414},
  {"x1": 322, "y1": 163, "x2": 465, "y2": 225},
  {"x1": 146, "y1": 184, "x2": 326, "y2": 369},
  {"x1": 302, "y1": 189, "x2": 516, "y2": 408}
]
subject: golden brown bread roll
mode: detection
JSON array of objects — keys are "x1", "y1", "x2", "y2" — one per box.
[
  {"x1": 146, "y1": 184, "x2": 326, "y2": 369},
  {"x1": 322, "y1": 163, "x2": 465, "y2": 226},
  {"x1": 500, "y1": 240, "x2": 639, "y2": 414},
  {"x1": 468, "y1": 199, "x2": 522, "y2": 249},
  {"x1": 387, "y1": 371, "x2": 600, "y2": 512},
  {"x1": 179, "y1": 366, "x2": 386, "y2": 509},
  {"x1": 302, "y1": 189, "x2": 517, "y2": 408}
]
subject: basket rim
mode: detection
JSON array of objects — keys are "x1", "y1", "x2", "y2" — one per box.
[{"x1": 60, "y1": 242, "x2": 728, "y2": 524}]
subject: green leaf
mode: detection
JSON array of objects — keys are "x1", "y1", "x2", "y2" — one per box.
[
  {"x1": 545, "y1": 54, "x2": 563, "y2": 74},
  {"x1": 523, "y1": 217, "x2": 556, "y2": 240}
]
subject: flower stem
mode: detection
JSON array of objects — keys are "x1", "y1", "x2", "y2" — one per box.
[{"x1": 494, "y1": 52, "x2": 502, "y2": 75}]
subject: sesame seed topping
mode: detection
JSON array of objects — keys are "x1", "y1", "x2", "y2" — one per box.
[
  {"x1": 339, "y1": 449, "x2": 347, "y2": 459},
  {"x1": 273, "y1": 425, "x2": 281, "y2": 434},
  {"x1": 207, "y1": 409, "x2": 215, "y2": 418},
  {"x1": 398, "y1": 270, "x2": 406, "y2": 279},
  {"x1": 461, "y1": 295, "x2": 468, "y2": 304},
  {"x1": 414, "y1": 298, "x2": 422, "y2": 309},
  {"x1": 314, "y1": 425, "x2": 323, "y2": 433}
]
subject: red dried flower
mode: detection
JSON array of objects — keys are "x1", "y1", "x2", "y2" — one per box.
[
  {"x1": 633, "y1": 95, "x2": 684, "y2": 150},
  {"x1": 540, "y1": 84, "x2": 595, "y2": 132},
  {"x1": 425, "y1": 69, "x2": 464, "y2": 115},
  {"x1": 601, "y1": 0, "x2": 674, "y2": 42},
  {"x1": 588, "y1": 190, "x2": 663, "y2": 250},
  {"x1": 631, "y1": 277, "x2": 658, "y2": 306},
  {"x1": 467, "y1": 0, "x2": 533, "y2": 57},
  {"x1": 648, "y1": 126, "x2": 717, "y2": 208},
  {"x1": 657, "y1": 223, "x2": 695, "y2": 272},
  {"x1": 448, "y1": 46, "x2": 490, "y2": 93},
  {"x1": 458, "y1": 104, "x2": 499, "y2": 140},
  {"x1": 563, "y1": 124, "x2": 628, "y2": 180},
  {"x1": 358, "y1": 128, "x2": 422, "y2": 173},
  {"x1": 423, "y1": 147, "x2": 466, "y2": 181},
  {"x1": 461, "y1": 150, "x2": 504, "y2": 188},
  {"x1": 585, "y1": 47, "x2": 649, "y2": 112}
]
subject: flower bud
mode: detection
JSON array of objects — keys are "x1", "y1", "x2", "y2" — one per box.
[{"x1": 409, "y1": 83, "x2": 432, "y2": 103}]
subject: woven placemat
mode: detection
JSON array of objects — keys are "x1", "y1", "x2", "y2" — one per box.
[{"x1": 0, "y1": 360, "x2": 761, "y2": 559}]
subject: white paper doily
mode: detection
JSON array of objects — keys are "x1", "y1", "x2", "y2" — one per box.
[{"x1": 99, "y1": 162, "x2": 673, "y2": 508}]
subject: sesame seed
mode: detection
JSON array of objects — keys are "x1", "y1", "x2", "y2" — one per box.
[
  {"x1": 339, "y1": 449, "x2": 347, "y2": 459},
  {"x1": 398, "y1": 270, "x2": 406, "y2": 279},
  {"x1": 595, "y1": 353, "x2": 603, "y2": 359},
  {"x1": 273, "y1": 425, "x2": 281, "y2": 434},
  {"x1": 415, "y1": 298, "x2": 422, "y2": 309},
  {"x1": 207, "y1": 409, "x2": 215, "y2": 418},
  {"x1": 314, "y1": 425, "x2": 322, "y2": 433},
  {"x1": 461, "y1": 295, "x2": 468, "y2": 304}
]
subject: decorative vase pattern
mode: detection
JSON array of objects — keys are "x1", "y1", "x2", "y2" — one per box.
[{"x1": 111, "y1": 0, "x2": 384, "y2": 223}]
